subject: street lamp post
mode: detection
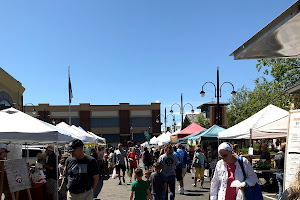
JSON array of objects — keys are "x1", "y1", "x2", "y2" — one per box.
[
  {"x1": 200, "y1": 67, "x2": 236, "y2": 126},
  {"x1": 170, "y1": 93, "x2": 194, "y2": 130},
  {"x1": 23, "y1": 103, "x2": 37, "y2": 115},
  {"x1": 156, "y1": 107, "x2": 175, "y2": 133}
]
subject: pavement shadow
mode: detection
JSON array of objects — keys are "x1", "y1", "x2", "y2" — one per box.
[
  {"x1": 185, "y1": 189, "x2": 209, "y2": 193},
  {"x1": 183, "y1": 193, "x2": 204, "y2": 196}
]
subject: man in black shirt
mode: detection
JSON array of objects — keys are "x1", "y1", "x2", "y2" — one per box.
[
  {"x1": 64, "y1": 139, "x2": 99, "y2": 200},
  {"x1": 44, "y1": 146, "x2": 57, "y2": 200}
]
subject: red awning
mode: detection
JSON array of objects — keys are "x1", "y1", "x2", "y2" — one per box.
[{"x1": 172, "y1": 123, "x2": 205, "y2": 139}]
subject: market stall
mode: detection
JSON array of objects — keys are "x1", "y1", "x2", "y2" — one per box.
[
  {"x1": 171, "y1": 123, "x2": 204, "y2": 141},
  {"x1": 0, "y1": 108, "x2": 76, "y2": 200},
  {"x1": 218, "y1": 104, "x2": 289, "y2": 140}
]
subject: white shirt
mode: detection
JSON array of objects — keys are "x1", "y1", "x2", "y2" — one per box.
[{"x1": 210, "y1": 157, "x2": 258, "y2": 200}]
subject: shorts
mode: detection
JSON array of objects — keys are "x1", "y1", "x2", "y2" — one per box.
[
  {"x1": 194, "y1": 168, "x2": 204, "y2": 178},
  {"x1": 116, "y1": 164, "x2": 126, "y2": 172},
  {"x1": 176, "y1": 168, "x2": 183, "y2": 181},
  {"x1": 46, "y1": 178, "x2": 57, "y2": 194}
]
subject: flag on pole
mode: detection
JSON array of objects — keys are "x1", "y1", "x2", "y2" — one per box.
[{"x1": 68, "y1": 66, "x2": 73, "y2": 103}]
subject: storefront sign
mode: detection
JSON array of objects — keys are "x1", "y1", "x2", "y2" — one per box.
[
  {"x1": 284, "y1": 110, "x2": 300, "y2": 190},
  {"x1": 5, "y1": 159, "x2": 31, "y2": 192}
]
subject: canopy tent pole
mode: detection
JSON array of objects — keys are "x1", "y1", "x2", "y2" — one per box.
[{"x1": 250, "y1": 128, "x2": 253, "y2": 164}]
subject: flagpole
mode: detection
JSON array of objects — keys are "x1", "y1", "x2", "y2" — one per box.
[{"x1": 68, "y1": 66, "x2": 71, "y2": 125}]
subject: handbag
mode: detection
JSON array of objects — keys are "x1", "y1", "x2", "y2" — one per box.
[
  {"x1": 192, "y1": 157, "x2": 201, "y2": 168},
  {"x1": 237, "y1": 156, "x2": 263, "y2": 200}
]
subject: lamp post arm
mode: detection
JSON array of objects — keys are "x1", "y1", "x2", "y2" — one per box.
[
  {"x1": 170, "y1": 103, "x2": 181, "y2": 111},
  {"x1": 201, "y1": 81, "x2": 217, "y2": 97},
  {"x1": 183, "y1": 103, "x2": 194, "y2": 110},
  {"x1": 219, "y1": 82, "x2": 235, "y2": 97}
]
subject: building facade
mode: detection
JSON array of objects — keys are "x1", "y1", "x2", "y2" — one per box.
[
  {"x1": 25, "y1": 103, "x2": 161, "y2": 146},
  {"x1": 197, "y1": 101, "x2": 229, "y2": 127},
  {"x1": 0, "y1": 68, "x2": 25, "y2": 110}
]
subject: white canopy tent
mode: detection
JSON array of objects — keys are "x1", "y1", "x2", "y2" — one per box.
[
  {"x1": 56, "y1": 122, "x2": 95, "y2": 143},
  {"x1": 76, "y1": 126, "x2": 106, "y2": 144},
  {"x1": 149, "y1": 136, "x2": 158, "y2": 145},
  {"x1": 218, "y1": 105, "x2": 289, "y2": 139},
  {"x1": 0, "y1": 108, "x2": 74, "y2": 144},
  {"x1": 157, "y1": 132, "x2": 172, "y2": 146},
  {"x1": 252, "y1": 116, "x2": 288, "y2": 139}
]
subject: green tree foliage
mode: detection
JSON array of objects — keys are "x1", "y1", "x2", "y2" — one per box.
[
  {"x1": 227, "y1": 58, "x2": 300, "y2": 127},
  {"x1": 196, "y1": 114, "x2": 210, "y2": 129}
]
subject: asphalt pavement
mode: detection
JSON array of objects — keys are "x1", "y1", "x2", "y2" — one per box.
[
  {"x1": 97, "y1": 170, "x2": 211, "y2": 200},
  {"x1": 97, "y1": 171, "x2": 278, "y2": 200}
]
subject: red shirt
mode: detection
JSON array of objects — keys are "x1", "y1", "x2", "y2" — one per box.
[
  {"x1": 225, "y1": 163, "x2": 237, "y2": 200},
  {"x1": 128, "y1": 152, "x2": 138, "y2": 167}
]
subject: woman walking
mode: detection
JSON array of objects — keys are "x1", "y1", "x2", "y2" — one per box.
[
  {"x1": 158, "y1": 144, "x2": 178, "y2": 200},
  {"x1": 210, "y1": 142, "x2": 258, "y2": 200}
]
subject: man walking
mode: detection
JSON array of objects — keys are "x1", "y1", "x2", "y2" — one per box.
[
  {"x1": 114, "y1": 143, "x2": 128, "y2": 185},
  {"x1": 176, "y1": 144, "x2": 190, "y2": 194},
  {"x1": 64, "y1": 139, "x2": 99, "y2": 200}
]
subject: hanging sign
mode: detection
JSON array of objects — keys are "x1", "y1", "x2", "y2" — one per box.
[
  {"x1": 284, "y1": 110, "x2": 300, "y2": 190},
  {"x1": 170, "y1": 135, "x2": 177, "y2": 144},
  {"x1": 5, "y1": 159, "x2": 31, "y2": 192}
]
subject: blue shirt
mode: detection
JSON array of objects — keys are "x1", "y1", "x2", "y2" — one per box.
[
  {"x1": 196, "y1": 152, "x2": 205, "y2": 168},
  {"x1": 173, "y1": 151, "x2": 183, "y2": 168},
  {"x1": 177, "y1": 149, "x2": 190, "y2": 168}
]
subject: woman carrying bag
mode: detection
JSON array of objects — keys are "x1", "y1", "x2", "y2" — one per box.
[{"x1": 210, "y1": 142, "x2": 262, "y2": 200}]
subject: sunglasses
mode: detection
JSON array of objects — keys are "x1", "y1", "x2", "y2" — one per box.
[{"x1": 220, "y1": 154, "x2": 228, "y2": 158}]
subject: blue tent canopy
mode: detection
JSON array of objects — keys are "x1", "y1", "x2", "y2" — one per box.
[
  {"x1": 177, "y1": 128, "x2": 207, "y2": 143},
  {"x1": 190, "y1": 125, "x2": 225, "y2": 141}
]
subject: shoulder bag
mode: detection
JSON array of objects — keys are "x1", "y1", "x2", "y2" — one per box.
[{"x1": 237, "y1": 156, "x2": 263, "y2": 200}]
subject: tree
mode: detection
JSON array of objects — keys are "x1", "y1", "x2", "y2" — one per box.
[
  {"x1": 226, "y1": 58, "x2": 300, "y2": 127},
  {"x1": 196, "y1": 114, "x2": 210, "y2": 129}
]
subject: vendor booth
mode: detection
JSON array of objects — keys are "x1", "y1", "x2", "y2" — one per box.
[
  {"x1": 178, "y1": 128, "x2": 207, "y2": 143},
  {"x1": 252, "y1": 116, "x2": 288, "y2": 139},
  {"x1": 218, "y1": 104, "x2": 289, "y2": 139},
  {"x1": 0, "y1": 108, "x2": 77, "y2": 200},
  {"x1": 171, "y1": 123, "x2": 204, "y2": 139}
]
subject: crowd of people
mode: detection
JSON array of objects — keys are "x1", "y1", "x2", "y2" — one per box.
[{"x1": 1, "y1": 138, "x2": 300, "y2": 200}]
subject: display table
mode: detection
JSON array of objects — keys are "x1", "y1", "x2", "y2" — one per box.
[{"x1": 7, "y1": 182, "x2": 46, "y2": 200}]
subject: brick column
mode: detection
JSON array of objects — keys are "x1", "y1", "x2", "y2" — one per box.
[
  {"x1": 152, "y1": 110, "x2": 161, "y2": 136},
  {"x1": 80, "y1": 111, "x2": 91, "y2": 131}
]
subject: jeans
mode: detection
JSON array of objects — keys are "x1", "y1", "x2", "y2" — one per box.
[
  {"x1": 276, "y1": 172, "x2": 283, "y2": 200},
  {"x1": 153, "y1": 193, "x2": 165, "y2": 200},
  {"x1": 164, "y1": 175, "x2": 175, "y2": 200}
]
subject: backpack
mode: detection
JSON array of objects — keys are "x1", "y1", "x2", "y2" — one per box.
[{"x1": 192, "y1": 156, "x2": 201, "y2": 168}]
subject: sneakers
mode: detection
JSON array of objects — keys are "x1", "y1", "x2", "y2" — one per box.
[
  {"x1": 118, "y1": 181, "x2": 122, "y2": 185},
  {"x1": 180, "y1": 187, "x2": 184, "y2": 194}
]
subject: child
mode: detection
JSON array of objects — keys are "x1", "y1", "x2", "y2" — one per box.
[
  {"x1": 130, "y1": 168, "x2": 152, "y2": 200},
  {"x1": 144, "y1": 169, "x2": 152, "y2": 188},
  {"x1": 149, "y1": 162, "x2": 167, "y2": 200}
]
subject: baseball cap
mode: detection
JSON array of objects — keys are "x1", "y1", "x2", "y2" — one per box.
[
  {"x1": 0, "y1": 148, "x2": 9, "y2": 153},
  {"x1": 67, "y1": 139, "x2": 84, "y2": 152},
  {"x1": 46, "y1": 146, "x2": 55, "y2": 152}
]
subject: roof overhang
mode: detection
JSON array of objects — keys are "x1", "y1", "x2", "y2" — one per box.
[
  {"x1": 230, "y1": 1, "x2": 300, "y2": 60},
  {"x1": 287, "y1": 84, "x2": 300, "y2": 94}
]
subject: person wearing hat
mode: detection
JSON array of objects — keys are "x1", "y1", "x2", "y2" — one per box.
[
  {"x1": 43, "y1": 145, "x2": 58, "y2": 200},
  {"x1": 0, "y1": 148, "x2": 9, "y2": 160},
  {"x1": 210, "y1": 142, "x2": 258, "y2": 200},
  {"x1": 63, "y1": 139, "x2": 99, "y2": 200}
]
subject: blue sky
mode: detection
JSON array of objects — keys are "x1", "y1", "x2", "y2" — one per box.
[{"x1": 0, "y1": 1, "x2": 296, "y2": 126}]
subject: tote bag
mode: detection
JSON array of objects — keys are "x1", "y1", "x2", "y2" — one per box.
[{"x1": 237, "y1": 156, "x2": 263, "y2": 200}]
